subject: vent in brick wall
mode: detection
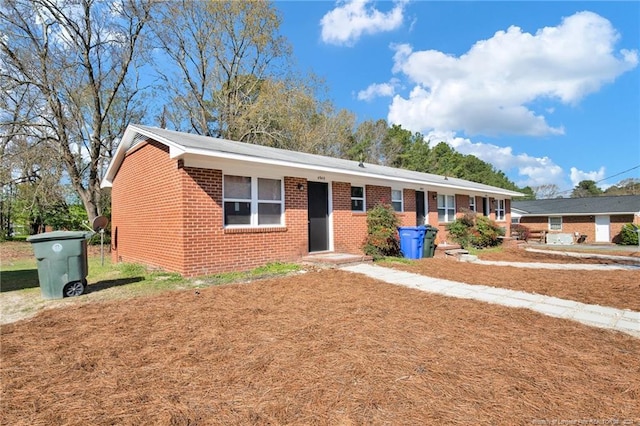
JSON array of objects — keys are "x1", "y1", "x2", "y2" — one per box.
[{"x1": 130, "y1": 132, "x2": 148, "y2": 149}]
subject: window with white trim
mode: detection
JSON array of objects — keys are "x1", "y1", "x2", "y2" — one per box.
[
  {"x1": 223, "y1": 175, "x2": 283, "y2": 226},
  {"x1": 549, "y1": 216, "x2": 562, "y2": 231},
  {"x1": 391, "y1": 189, "x2": 403, "y2": 212},
  {"x1": 437, "y1": 194, "x2": 456, "y2": 222},
  {"x1": 351, "y1": 186, "x2": 364, "y2": 211},
  {"x1": 495, "y1": 199, "x2": 505, "y2": 221},
  {"x1": 469, "y1": 196, "x2": 476, "y2": 212}
]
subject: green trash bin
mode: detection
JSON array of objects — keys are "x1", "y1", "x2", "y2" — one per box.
[
  {"x1": 27, "y1": 231, "x2": 92, "y2": 299},
  {"x1": 422, "y1": 226, "x2": 439, "y2": 258}
]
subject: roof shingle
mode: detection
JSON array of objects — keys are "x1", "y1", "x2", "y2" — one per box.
[{"x1": 512, "y1": 195, "x2": 640, "y2": 215}]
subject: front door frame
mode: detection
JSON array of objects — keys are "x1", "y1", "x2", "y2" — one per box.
[
  {"x1": 416, "y1": 190, "x2": 426, "y2": 226},
  {"x1": 595, "y1": 215, "x2": 610, "y2": 242},
  {"x1": 307, "y1": 181, "x2": 332, "y2": 252}
]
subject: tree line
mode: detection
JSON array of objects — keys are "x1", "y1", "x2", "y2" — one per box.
[{"x1": 1, "y1": 0, "x2": 635, "y2": 238}]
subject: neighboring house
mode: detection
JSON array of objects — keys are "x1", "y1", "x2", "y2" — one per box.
[
  {"x1": 101, "y1": 125, "x2": 522, "y2": 276},
  {"x1": 512, "y1": 195, "x2": 640, "y2": 244}
]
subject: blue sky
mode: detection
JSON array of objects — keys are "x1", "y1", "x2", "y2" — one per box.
[{"x1": 275, "y1": 1, "x2": 640, "y2": 194}]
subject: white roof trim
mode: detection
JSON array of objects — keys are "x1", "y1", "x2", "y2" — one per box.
[
  {"x1": 101, "y1": 124, "x2": 524, "y2": 198},
  {"x1": 179, "y1": 148, "x2": 512, "y2": 194}
]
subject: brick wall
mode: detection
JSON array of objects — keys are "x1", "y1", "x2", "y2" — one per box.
[
  {"x1": 423, "y1": 192, "x2": 511, "y2": 244},
  {"x1": 365, "y1": 185, "x2": 390, "y2": 209},
  {"x1": 332, "y1": 184, "x2": 418, "y2": 253},
  {"x1": 399, "y1": 189, "x2": 417, "y2": 227},
  {"x1": 611, "y1": 215, "x2": 636, "y2": 242},
  {"x1": 112, "y1": 141, "x2": 309, "y2": 276},
  {"x1": 505, "y1": 199, "x2": 512, "y2": 233},
  {"x1": 332, "y1": 181, "x2": 367, "y2": 253},
  {"x1": 111, "y1": 141, "x2": 185, "y2": 272},
  {"x1": 180, "y1": 171, "x2": 308, "y2": 276},
  {"x1": 456, "y1": 194, "x2": 470, "y2": 215},
  {"x1": 520, "y1": 214, "x2": 635, "y2": 244}
]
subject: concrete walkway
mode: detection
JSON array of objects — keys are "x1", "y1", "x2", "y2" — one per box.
[
  {"x1": 526, "y1": 247, "x2": 640, "y2": 264},
  {"x1": 463, "y1": 258, "x2": 640, "y2": 270},
  {"x1": 340, "y1": 263, "x2": 640, "y2": 338}
]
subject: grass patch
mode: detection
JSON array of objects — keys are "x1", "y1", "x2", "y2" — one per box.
[
  {"x1": 118, "y1": 263, "x2": 147, "y2": 278},
  {"x1": 376, "y1": 256, "x2": 413, "y2": 266},
  {"x1": 1, "y1": 255, "x2": 301, "y2": 299},
  {"x1": 1, "y1": 247, "x2": 304, "y2": 325},
  {"x1": 198, "y1": 262, "x2": 301, "y2": 286},
  {"x1": 468, "y1": 246, "x2": 504, "y2": 256},
  {"x1": 84, "y1": 261, "x2": 302, "y2": 299},
  {"x1": 251, "y1": 262, "x2": 300, "y2": 276}
]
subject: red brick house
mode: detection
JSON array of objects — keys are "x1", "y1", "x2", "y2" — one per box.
[
  {"x1": 512, "y1": 195, "x2": 640, "y2": 244},
  {"x1": 101, "y1": 125, "x2": 522, "y2": 276}
]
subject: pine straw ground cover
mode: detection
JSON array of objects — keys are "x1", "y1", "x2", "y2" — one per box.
[
  {"x1": 2, "y1": 269, "x2": 640, "y2": 425},
  {"x1": 477, "y1": 247, "x2": 640, "y2": 264},
  {"x1": 383, "y1": 249, "x2": 640, "y2": 311}
]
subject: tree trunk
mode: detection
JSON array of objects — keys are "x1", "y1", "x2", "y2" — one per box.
[{"x1": 77, "y1": 187, "x2": 100, "y2": 227}]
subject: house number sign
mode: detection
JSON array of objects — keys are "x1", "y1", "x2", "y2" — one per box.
[{"x1": 317, "y1": 176, "x2": 326, "y2": 181}]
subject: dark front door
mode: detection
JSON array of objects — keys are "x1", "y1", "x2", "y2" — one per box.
[
  {"x1": 416, "y1": 191, "x2": 426, "y2": 225},
  {"x1": 483, "y1": 197, "x2": 490, "y2": 216},
  {"x1": 308, "y1": 181, "x2": 329, "y2": 252}
]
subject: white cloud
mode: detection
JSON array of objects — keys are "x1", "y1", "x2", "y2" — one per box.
[
  {"x1": 357, "y1": 80, "x2": 398, "y2": 101},
  {"x1": 320, "y1": 0, "x2": 407, "y2": 46},
  {"x1": 426, "y1": 130, "x2": 565, "y2": 188},
  {"x1": 387, "y1": 11, "x2": 638, "y2": 137},
  {"x1": 32, "y1": 1, "x2": 127, "y2": 48},
  {"x1": 569, "y1": 166, "x2": 606, "y2": 187}
]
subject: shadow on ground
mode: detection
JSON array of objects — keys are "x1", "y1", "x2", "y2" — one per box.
[
  {"x1": 86, "y1": 277, "x2": 144, "y2": 293},
  {"x1": 1, "y1": 269, "x2": 39, "y2": 292},
  {"x1": 1, "y1": 272, "x2": 144, "y2": 294}
]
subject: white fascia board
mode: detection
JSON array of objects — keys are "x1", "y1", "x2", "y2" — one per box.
[
  {"x1": 180, "y1": 149, "x2": 523, "y2": 198},
  {"x1": 511, "y1": 208, "x2": 529, "y2": 215},
  {"x1": 100, "y1": 136, "x2": 126, "y2": 188},
  {"x1": 101, "y1": 125, "x2": 186, "y2": 188}
]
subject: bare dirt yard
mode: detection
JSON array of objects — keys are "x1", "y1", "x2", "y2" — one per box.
[{"x1": 2, "y1": 244, "x2": 639, "y2": 425}]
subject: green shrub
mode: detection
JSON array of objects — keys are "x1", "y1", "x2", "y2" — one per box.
[
  {"x1": 511, "y1": 224, "x2": 530, "y2": 241},
  {"x1": 362, "y1": 203, "x2": 401, "y2": 259},
  {"x1": 446, "y1": 218, "x2": 473, "y2": 248},
  {"x1": 619, "y1": 223, "x2": 639, "y2": 245},
  {"x1": 447, "y1": 212, "x2": 504, "y2": 249}
]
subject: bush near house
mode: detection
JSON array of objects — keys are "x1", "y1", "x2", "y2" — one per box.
[
  {"x1": 447, "y1": 212, "x2": 504, "y2": 249},
  {"x1": 511, "y1": 224, "x2": 531, "y2": 241},
  {"x1": 619, "y1": 223, "x2": 640, "y2": 245},
  {"x1": 362, "y1": 203, "x2": 401, "y2": 259}
]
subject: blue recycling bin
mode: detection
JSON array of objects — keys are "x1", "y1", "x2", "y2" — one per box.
[{"x1": 398, "y1": 226, "x2": 426, "y2": 259}]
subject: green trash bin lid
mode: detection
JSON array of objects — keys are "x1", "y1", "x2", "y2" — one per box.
[{"x1": 27, "y1": 230, "x2": 93, "y2": 243}]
